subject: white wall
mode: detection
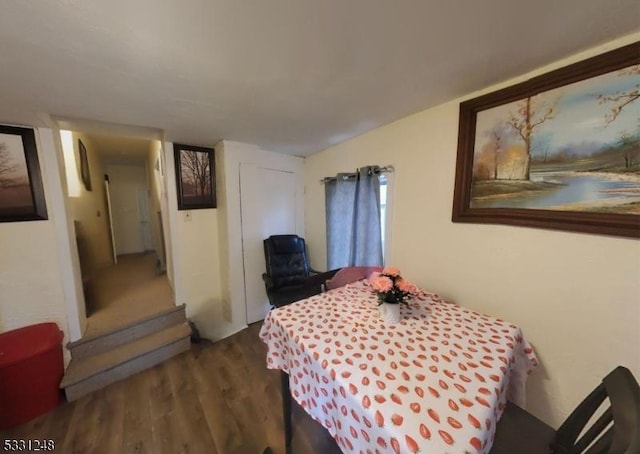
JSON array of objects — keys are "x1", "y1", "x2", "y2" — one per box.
[
  {"x1": 303, "y1": 35, "x2": 640, "y2": 428},
  {"x1": 145, "y1": 141, "x2": 165, "y2": 268},
  {"x1": 163, "y1": 141, "x2": 225, "y2": 340},
  {"x1": 155, "y1": 141, "x2": 174, "y2": 288},
  {"x1": 67, "y1": 132, "x2": 113, "y2": 274},
  {"x1": 0, "y1": 127, "x2": 86, "y2": 364},
  {"x1": 217, "y1": 141, "x2": 305, "y2": 336}
]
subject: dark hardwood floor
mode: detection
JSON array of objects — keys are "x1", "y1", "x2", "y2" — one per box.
[{"x1": 1, "y1": 323, "x2": 342, "y2": 454}]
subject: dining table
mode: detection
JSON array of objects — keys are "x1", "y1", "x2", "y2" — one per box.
[{"x1": 259, "y1": 279, "x2": 538, "y2": 454}]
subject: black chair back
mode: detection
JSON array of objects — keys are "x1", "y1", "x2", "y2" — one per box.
[
  {"x1": 491, "y1": 366, "x2": 639, "y2": 454},
  {"x1": 552, "y1": 366, "x2": 639, "y2": 454},
  {"x1": 264, "y1": 235, "x2": 311, "y2": 289}
]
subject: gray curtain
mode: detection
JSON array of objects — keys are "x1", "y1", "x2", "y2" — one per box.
[{"x1": 325, "y1": 166, "x2": 383, "y2": 269}]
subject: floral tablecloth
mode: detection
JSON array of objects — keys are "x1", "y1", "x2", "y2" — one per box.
[{"x1": 259, "y1": 280, "x2": 538, "y2": 454}]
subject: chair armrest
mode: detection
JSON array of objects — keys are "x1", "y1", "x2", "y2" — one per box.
[
  {"x1": 306, "y1": 268, "x2": 341, "y2": 287},
  {"x1": 310, "y1": 267, "x2": 341, "y2": 276}
]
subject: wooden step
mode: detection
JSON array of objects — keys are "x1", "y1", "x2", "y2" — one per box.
[
  {"x1": 61, "y1": 323, "x2": 191, "y2": 401},
  {"x1": 68, "y1": 304, "x2": 187, "y2": 359}
]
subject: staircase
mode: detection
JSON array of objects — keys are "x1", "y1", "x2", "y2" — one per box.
[{"x1": 60, "y1": 304, "x2": 191, "y2": 401}]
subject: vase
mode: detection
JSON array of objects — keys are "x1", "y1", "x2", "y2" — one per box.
[{"x1": 379, "y1": 302, "x2": 402, "y2": 323}]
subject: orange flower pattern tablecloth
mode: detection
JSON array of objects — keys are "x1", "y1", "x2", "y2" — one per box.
[{"x1": 259, "y1": 280, "x2": 538, "y2": 454}]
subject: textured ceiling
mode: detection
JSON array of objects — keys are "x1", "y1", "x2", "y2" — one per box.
[{"x1": 0, "y1": 0, "x2": 637, "y2": 156}]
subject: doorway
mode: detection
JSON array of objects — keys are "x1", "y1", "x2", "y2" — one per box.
[
  {"x1": 60, "y1": 130, "x2": 173, "y2": 336},
  {"x1": 106, "y1": 163, "x2": 152, "y2": 256},
  {"x1": 240, "y1": 163, "x2": 298, "y2": 324}
]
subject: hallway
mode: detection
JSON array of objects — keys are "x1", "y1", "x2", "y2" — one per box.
[{"x1": 84, "y1": 253, "x2": 174, "y2": 338}]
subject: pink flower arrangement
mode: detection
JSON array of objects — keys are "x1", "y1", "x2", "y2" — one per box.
[{"x1": 369, "y1": 266, "x2": 420, "y2": 305}]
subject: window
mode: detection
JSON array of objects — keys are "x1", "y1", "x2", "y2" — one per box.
[{"x1": 325, "y1": 166, "x2": 385, "y2": 268}]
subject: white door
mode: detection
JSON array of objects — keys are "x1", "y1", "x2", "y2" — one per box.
[
  {"x1": 107, "y1": 164, "x2": 146, "y2": 255},
  {"x1": 240, "y1": 163, "x2": 297, "y2": 324}
]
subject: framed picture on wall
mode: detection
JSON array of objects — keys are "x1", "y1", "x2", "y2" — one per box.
[
  {"x1": 173, "y1": 143, "x2": 216, "y2": 210},
  {"x1": 79, "y1": 139, "x2": 92, "y2": 191},
  {"x1": 0, "y1": 125, "x2": 48, "y2": 222},
  {"x1": 452, "y1": 42, "x2": 640, "y2": 238}
]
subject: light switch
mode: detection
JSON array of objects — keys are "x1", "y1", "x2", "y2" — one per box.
[{"x1": 184, "y1": 211, "x2": 192, "y2": 222}]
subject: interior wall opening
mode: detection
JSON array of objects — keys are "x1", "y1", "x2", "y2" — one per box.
[{"x1": 59, "y1": 129, "x2": 174, "y2": 338}]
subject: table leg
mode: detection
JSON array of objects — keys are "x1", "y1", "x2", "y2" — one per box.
[{"x1": 281, "y1": 370, "x2": 292, "y2": 454}]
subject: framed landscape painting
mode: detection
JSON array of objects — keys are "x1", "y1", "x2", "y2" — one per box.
[
  {"x1": 0, "y1": 125, "x2": 48, "y2": 222},
  {"x1": 173, "y1": 143, "x2": 216, "y2": 210},
  {"x1": 79, "y1": 139, "x2": 92, "y2": 191},
  {"x1": 452, "y1": 42, "x2": 640, "y2": 238}
]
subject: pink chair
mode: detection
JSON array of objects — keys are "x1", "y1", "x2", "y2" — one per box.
[{"x1": 325, "y1": 266, "x2": 383, "y2": 290}]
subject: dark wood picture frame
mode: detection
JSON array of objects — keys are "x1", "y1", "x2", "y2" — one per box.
[
  {"x1": 0, "y1": 125, "x2": 48, "y2": 222},
  {"x1": 452, "y1": 42, "x2": 640, "y2": 238},
  {"x1": 173, "y1": 143, "x2": 216, "y2": 210},
  {"x1": 79, "y1": 139, "x2": 92, "y2": 191}
]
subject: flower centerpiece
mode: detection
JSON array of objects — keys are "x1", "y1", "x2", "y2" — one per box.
[{"x1": 369, "y1": 266, "x2": 420, "y2": 322}]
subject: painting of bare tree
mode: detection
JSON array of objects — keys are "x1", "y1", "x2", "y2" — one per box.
[
  {"x1": 173, "y1": 143, "x2": 216, "y2": 209},
  {"x1": 0, "y1": 125, "x2": 48, "y2": 222},
  {"x1": 453, "y1": 42, "x2": 639, "y2": 238}
]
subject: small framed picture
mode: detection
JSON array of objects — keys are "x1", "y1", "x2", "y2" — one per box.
[
  {"x1": 79, "y1": 139, "x2": 92, "y2": 191},
  {"x1": 0, "y1": 125, "x2": 48, "y2": 222},
  {"x1": 173, "y1": 143, "x2": 216, "y2": 210}
]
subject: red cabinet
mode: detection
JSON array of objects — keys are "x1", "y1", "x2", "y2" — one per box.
[{"x1": 0, "y1": 323, "x2": 64, "y2": 429}]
